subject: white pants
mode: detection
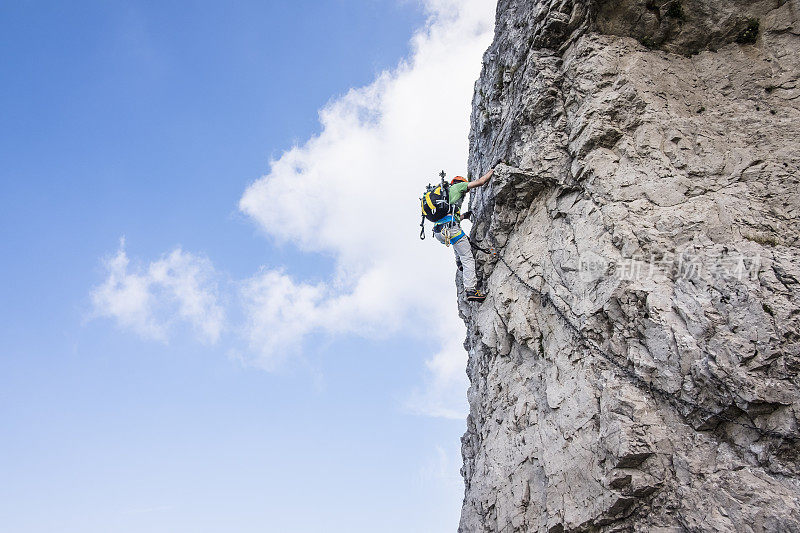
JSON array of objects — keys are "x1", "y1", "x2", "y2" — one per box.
[{"x1": 435, "y1": 229, "x2": 477, "y2": 292}]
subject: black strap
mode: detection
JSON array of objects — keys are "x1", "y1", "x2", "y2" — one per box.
[
  {"x1": 470, "y1": 241, "x2": 496, "y2": 255},
  {"x1": 419, "y1": 216, "x2": 426, "y2": 240}
]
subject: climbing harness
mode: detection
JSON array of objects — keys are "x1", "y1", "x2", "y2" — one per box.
[
  {"x1": 434, "y1": 214, "x2": 464, "y2": 247},
  {"x1": 489, "y1": 244, "x2": 799, "y2": 444}
]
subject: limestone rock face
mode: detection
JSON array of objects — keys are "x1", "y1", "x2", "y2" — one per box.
[{"x1": 459, "y1": 1, "x2": 800, "y2": 531}]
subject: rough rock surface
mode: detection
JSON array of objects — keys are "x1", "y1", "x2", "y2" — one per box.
[{"x1": 458, "y1": 1, "x2": 800, "y2": 531}]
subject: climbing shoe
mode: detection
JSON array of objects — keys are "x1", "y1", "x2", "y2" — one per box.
[{"x1": 467, "y1": 289, "x2": 487, "y2": 302}]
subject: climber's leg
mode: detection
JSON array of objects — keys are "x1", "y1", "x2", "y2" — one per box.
[
  {"x1": 434, "y1": 229, "x2": 464, "y2": 270},
  {"x1": 453, "y1": 235, "x2": 477, "y2": 292},
  {"x1": 433, "y1": 226, "x2": 482, "y2": 299}
]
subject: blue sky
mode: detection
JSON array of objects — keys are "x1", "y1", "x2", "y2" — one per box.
[{"x1": 1, "y1": 1, "x2": 495, "y2": 531}]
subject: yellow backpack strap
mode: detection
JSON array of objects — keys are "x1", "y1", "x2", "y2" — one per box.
[{"x1": 424, "y1": 192, "x2": 435, "y2": 212}]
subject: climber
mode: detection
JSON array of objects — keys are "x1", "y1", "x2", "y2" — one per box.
[{"x1": 426, "y1": 167, "x2": 495, "y2": 302}]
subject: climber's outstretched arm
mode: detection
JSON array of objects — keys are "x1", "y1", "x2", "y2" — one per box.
[{"x1": 467, "y1": 167, "x2": 495, "y2": 190}]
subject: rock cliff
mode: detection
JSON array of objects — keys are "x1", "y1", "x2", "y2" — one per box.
[{"x1": 458, "y1": 1, "x2": 800, "y2": 531}]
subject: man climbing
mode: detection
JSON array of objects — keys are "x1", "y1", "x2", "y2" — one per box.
[{"x1": 429, "y1": 167, "x2": 495, "y2": 302}]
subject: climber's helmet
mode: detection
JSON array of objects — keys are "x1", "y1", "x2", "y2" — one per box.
[{"x1": 450, "y1": 176, "x2": 467, "y2": 185}]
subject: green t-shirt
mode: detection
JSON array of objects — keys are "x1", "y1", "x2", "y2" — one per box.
[
  {"x1": 436, "y1": 181, "x2": 468, "y2": 225},
  {"x1": 449, "y1": 182, "x2": 469, "y2": 210}
]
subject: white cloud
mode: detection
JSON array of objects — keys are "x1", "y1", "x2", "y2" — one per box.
[
  {"x1": 89, "y1": 1, "x2": 496, "y2": 418},
  {"x1": 238, "y1": 0, "x2": 496, "y2": 417},
  {"x1": 238, "y1": 269, "x2": 325, "y2": 369},
  {"x1": 405, "y1": 314, "x2": 474, "y2": 419},
  {"x1": 91, "y1": 240, "x2": 225, "y2": 343}
]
